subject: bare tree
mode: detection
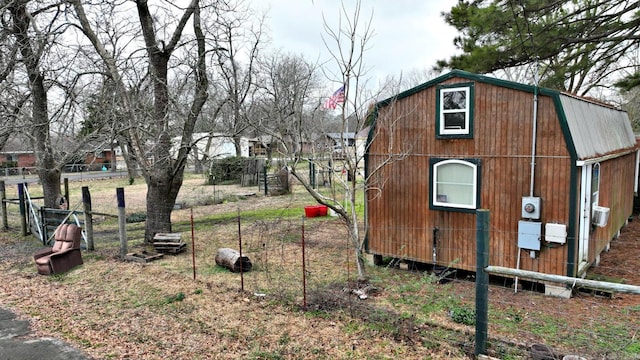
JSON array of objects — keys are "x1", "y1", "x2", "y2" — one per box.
[
  {"x1": 1, "y1": 0, "x2": 100, "y2": 208},
  {"x1": 252, "y1": 51, "x2": 324, "y2": 160},
  {"x1": 72, "y1": 0, "x2": 209, "y2": 241},
  {"x1": 277, "y1": 1, "x2": 412, "y2": 281},
  {"x1": 206, "y1": 0, "x2": 263, "y2": 156}
]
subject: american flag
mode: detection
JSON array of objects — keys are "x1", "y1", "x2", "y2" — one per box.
[{"x1": 323, "y1": 86, "x2": 345, "y2": 110}]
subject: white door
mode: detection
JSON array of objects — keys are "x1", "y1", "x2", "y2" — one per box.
[{"x1": 578, "y1": 163, "x2": 600, "y2": 271}]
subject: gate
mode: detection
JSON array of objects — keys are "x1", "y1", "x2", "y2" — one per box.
[{"x1": 23, "y1": 186, "x2": 87, "y2": 247}]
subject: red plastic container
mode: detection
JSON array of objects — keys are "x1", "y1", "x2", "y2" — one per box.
[
  {"x1": 304, "y1": 205, "x2": 328, "y2": 217},
  {"x1": 304, "y1": 206, "x2": 319, "y2": 218},
  {"x1": 316, "y1": 205, "x2": 328, "y2": 217}
]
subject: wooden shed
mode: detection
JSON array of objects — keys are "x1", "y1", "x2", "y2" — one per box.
[{"x1": 365, "y1": 70, "x2": 637, "y2": 279}]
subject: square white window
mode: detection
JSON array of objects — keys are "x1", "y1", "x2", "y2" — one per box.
[
  {"x1": 440, "y1": 87, "x2": 469, "y2": 134},
  {"x1": 437, "y1": 84, "x2": 474, "y2": 138}
]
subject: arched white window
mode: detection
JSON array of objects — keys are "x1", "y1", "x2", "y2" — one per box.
[{"x1": 431, "y1": 159, "x2": 480, "y2": 210}]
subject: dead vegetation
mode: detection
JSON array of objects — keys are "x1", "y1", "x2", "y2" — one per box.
[{"x1": 0, "y1": 175, "x2": 639, "y2": 359}]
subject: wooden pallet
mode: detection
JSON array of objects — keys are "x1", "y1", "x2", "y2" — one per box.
[
  {"x1": 153, "y1": 233, "x2": 186, "y2": 254},
  {"x1": 125, "y1": 251, "x2": 164, "y2": 263}
]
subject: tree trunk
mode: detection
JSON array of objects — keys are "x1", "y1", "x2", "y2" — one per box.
[
  {"x1": 11, "y1": 2, "x2": 61, "y2": 208},
  {"x1": 215, "y1": 248, "x2": 252, "y2": 272},
  {"x1": 234, "y1": 136, "x2": 242, "y2": 157},
  {"x1": 110, "y1": 142, "x2": 116, "y2": 172},
  {"x1": 144, "y1": 170, "x2": 182, "y2": 243},
  {"x1": 118, "y1": 138, "x2": 139, "y2": 180},
  {"x1": 39, "y1": 168, "x2": 62, "y2": 208}
]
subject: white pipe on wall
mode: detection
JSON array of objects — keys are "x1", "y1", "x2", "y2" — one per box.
[{"x1": 517, "y1": 64, "x2": 541, "y2": 291}]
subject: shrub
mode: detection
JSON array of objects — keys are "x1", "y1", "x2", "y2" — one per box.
[
  {"x1": 208, "y1": 156, "x2": 246, "y2": 184},
  {"x1": 126, "y1": 212, "x2": 147, "y2": 223}
]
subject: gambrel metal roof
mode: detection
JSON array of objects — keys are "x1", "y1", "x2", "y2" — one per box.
[
  {"x1": 376, "y1": 70, "x2": 637, "y2": 163},
  {"x1": 559, "y1": 93, "x2": 635, "y2": 161}
]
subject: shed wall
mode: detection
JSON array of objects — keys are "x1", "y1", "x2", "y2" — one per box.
[
  {"x1": 588, "y1": 152, "x2": 636, "y2": 262},
  {"x1": 367, "y1": 78, "x2": 573, "y2": 275}
]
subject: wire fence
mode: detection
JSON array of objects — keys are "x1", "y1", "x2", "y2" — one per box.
[{"x1": 1, "y1": 178, "x2": 639, "y2": 359}]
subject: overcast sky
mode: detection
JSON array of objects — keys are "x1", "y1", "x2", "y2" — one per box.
[{"x1": 258, "y1": 1, "x2": 459, "y2": 86}]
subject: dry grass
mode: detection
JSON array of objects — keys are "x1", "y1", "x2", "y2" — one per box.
[
  {"x1": 1, "y1": 176, "x2": 470, "y2": 359},
  {"x1": 1, "y1": 174, "x2": 639, "y2": 359}
]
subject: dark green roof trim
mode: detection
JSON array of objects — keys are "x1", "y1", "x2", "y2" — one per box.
[
  {"x1": 567, "y1": 160, "x2": 578, "y2": 278},
  {"x1": 550, "y1": 93, "x2": 579, "y2": 277},
  {"x1": 552, "y1": 95, "x2": 578, "y2": 160},
  {"x1": 376, "y1": 69, "x2": 560, "y2": 109}
]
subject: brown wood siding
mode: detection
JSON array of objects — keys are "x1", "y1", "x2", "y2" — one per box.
[
  {"x1": 589, "y1": 152, "x2": 636, "y2": 262},
  {"x1": 367, "y1": 78, "x2": 573, "y2": 274}
]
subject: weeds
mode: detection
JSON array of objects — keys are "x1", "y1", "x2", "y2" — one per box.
[
  {"x1": 449, "y1": 305, "x2": 476, "y2": 326},
  {"x1": 164, "y1": 292, "x2": 185, "y2": 304},
  {"x1": 125, "y1": 212, "x2": 146, "y2": 223}
]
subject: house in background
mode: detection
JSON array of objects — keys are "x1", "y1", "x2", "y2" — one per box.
[
  {"x1": 327, "y1": 129, "x2": 369, "y2": 160},
  {"x1": 365, "y1": 70, "x2": 637, "y2": 294},
  {"x1": 0, "y1": 136, "x2": 121, "y2": 173},
  {"x1": 0, "y1": 137, "x2": 36, "y2": 173},
  {"x1": 80, "y1": 140, "x2": 118, "y2": 171},
  {"x1": 172, "y1": 133, "x2": 249, "y2": 162}
]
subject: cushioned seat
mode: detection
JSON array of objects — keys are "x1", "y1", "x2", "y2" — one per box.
[{"x1": 33, "y1": 224, "x2": 83, "y2": 275}]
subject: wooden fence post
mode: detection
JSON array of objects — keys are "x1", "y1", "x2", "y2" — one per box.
[
  {"x1": 0, "y1": 181, "x2": 7, "y2": 230},
  {"x1": 117, "y1": 187, "x2": 127, "y2": 258},
  {"x1": 18, "y1": 183, "x2": 27, "y2": 236},
  {"x1": 82, "y1": 186, "x2": 94, "y2": 251},
  {"x1": 475, "y1": 209, "x2": 489, "y2": 357}
]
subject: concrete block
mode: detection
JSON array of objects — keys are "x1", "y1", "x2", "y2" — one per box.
[{"x1": 545, "y1": 284, "x2": 572, "y2": 299}]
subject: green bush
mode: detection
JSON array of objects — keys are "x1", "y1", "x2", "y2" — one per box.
[
  {"x1": 126, "y1": 212, "x2": 147, "y2": 223},
  {"x1": 208, "y1": 156, "x2": 246, "y2": 184},
  {"x1": 0, "y1": 161, "x2": 17, "y2": 169}
]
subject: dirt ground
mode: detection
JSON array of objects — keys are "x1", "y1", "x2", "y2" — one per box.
[
  {"x1": 0, "y1": 178, "x2": 639, "y2": 359},
  {"x1": 588, "y1": 216, "x2": 640, "y2": 303}
]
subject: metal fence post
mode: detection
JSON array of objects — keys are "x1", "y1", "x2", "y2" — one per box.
[
  {"x1": 263, "y1": 166, "x2": 268, "y2": 196},
  {"x1": 117, "y1": 187, "x2": 127, "y2": 258},
  {"x1": 475, "y1": 209, "x2": 489, "y2": 356}
]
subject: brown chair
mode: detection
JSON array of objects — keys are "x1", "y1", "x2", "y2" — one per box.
[{"x1": 33, "y1": 224, "x2": 84, "y2": 275}]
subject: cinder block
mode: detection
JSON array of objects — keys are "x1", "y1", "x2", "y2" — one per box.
[
  {"x1": 545, "y1": 284, "x2": 572, "y2": 298},
  {"x1": 364, "y1": 253, "x2": 376, "y2": 265}
]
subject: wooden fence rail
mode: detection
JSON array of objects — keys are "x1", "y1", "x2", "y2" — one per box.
[{"x1": 0, "y1": 181, "x2": 129, "y2": 257}]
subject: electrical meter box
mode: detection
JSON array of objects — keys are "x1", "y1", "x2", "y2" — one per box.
[
  {"x1": 521, "y1": 196, "x2": 541, "y2": 220},
  {"x1": 518, "y1": 220, "x2": 541, "y2": 250}
]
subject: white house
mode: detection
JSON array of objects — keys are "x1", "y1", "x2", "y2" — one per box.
[{"x1": 172, "y1": 133, "x2": 249, "y2": 161}]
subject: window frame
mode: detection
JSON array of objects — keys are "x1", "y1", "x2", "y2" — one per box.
[
  {"x1": 591, "y1": 162, "x2": 600, "y2": 207},
  {"x1": 436, "y1": 82, "x2": 474, "y2": 138},
  {"x1": 429, "y1": 158, "x2": 481, "y2": 212}
]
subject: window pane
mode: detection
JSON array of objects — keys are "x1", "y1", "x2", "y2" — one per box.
[
  {"x1": 591, "y1": 163, "x2": 600, "y2": 205},
  {"x1": 591, "y1": 164, "x2": 600, "y2": 194},
  {"x1": 443, "y1": 113, "x2": 466, "y2": 129},
  {"x1": 443, "y1": 90, "x2": 466, "y2": 110},
  {"x1": 436, "y1": 162, "x2": 474, "y2": 206}
]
